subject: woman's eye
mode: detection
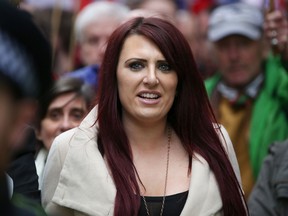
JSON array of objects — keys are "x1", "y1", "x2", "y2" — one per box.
[
  {"x1": 158, "y1": 63, "x2": 172, "y2": 72},
  {"x1": 129, "y1": 62, "x2": 144, "y2": 71},
  {"x1": 47, "y1": 110, "x2": 61, "y2": 121},
  {"x1": 71, "y1": 110, "x2": 84, "y2": 121}
]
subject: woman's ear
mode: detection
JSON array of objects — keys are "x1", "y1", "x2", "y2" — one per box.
[{"x1": 35, "y1": 127, "x2": 42, "y2": 141}]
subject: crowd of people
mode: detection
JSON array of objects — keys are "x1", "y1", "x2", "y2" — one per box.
[{"x1": 1, "y1": 0, "x2": 288, "y2": 215}]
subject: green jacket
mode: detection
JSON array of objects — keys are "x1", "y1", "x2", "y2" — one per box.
[{"x1": 205, "y1": 55, "x2": 288, "y2": 177}]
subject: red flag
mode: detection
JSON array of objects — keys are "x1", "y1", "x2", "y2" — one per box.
[
  {"x1": 191, "y1": 0, "x2": 215, "y2": 14},
  {"x1": 79, "y1": 0, "x2": 93, "y2": 11}
]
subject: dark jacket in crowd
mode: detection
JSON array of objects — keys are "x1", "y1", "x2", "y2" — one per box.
[
  {"x1": 248, "y1": 140, "x2": 288, "y2": 216},
  {"x1": 7, "y1": 126, "x2": 40, "y2": 203}
]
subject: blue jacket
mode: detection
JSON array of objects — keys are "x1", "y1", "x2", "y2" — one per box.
[{"x1": 66, "y1": 64, "x2": 99, "y2": 90}]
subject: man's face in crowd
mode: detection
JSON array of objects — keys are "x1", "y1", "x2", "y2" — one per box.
[
  {"x1": 79, "y1": 18, "x2": 120, "y2": 66},
  {"x1": 214, "y1": 35, "x2": 264, "y2": 88}
]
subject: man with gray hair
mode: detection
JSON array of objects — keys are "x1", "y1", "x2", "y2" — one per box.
[
  {"x1": 205, "y1": 2, "x2": 288, "y2": 198},
  {"x1": 67, "y1": 1, "x2": 130, "y2": 90},
  {"x1": 74, "y1": 1, "x2": 130, "y2": 67}
]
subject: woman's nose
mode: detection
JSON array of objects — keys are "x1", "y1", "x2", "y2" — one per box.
[
  {"x1": 59, "y1": 116, "x2": 73, "y2": 132},
  {"x1": 143, "y1": 68, "x2": 159, "y2": 86}
]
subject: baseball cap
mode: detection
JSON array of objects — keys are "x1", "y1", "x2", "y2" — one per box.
[
  {"x1": 208, "y1": 3, "x2": 264, "y2": 42},
  {"x1": 0, "y1": 1, "x2": 53, "y2": 99}
]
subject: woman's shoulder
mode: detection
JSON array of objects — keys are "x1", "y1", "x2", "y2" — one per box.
[
  {"x1": 213, "y1": 123, "x2": 242, "y2": 184},
  {"x1": 52, "y1": 128, "x2": 77, "y2": 153},
  {"x1": 213, "y1": 123, "x2": 235, "y2": 157},
  {"x1": 213, "y1": 123, "x2": 230, "y2": 147}
]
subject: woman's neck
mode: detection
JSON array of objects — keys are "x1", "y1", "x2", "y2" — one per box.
[{"x1": 123, "y1": 117, "x2": 169, "y2": 151}]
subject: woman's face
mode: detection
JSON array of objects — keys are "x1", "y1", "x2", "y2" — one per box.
[
  {"x1": 117, "y1": 34, "x2": 178, "y2": 124},
  {"x1": 36, "y1": 92, "x2": 88, "y2": 150}
]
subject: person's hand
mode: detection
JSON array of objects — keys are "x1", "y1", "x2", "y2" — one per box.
[{"x1": 264, "y1": 10, "x2": 288, "y2": 57}]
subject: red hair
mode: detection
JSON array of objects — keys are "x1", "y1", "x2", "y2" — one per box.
[{"x1": 96, "y1": 17, "x2": 247, "y2": 216}]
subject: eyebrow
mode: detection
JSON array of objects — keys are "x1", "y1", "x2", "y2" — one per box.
[
  {"x1": 70, "y1": 108, "x2": 85, "y2": 113},
  {"x1": 48, "y1": 94, "x2": 82, "y2": 111},
  {"x1": 47, "y1": 107, "x2": 85, "y2": 115},
  {"x1": 124, "y1": 58, "x2": 146, "y2": 64},
  {"x1": 124, "y1": 58, "x2": 168, "y2": 64},
  {"x1": 47, "y1": 107, "x2": 62, "y2": 114}
]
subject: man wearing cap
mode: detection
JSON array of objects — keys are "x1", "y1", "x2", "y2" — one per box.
[
  {"x1": 205, "y1": 2, "x2": 288, "y2": 198},
  {"x1": 0, "y1": 1, "x2": 53, "y2": 215}
]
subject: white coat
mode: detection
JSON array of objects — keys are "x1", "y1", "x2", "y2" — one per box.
[{"x1": 42, "y1": 107, "x2": 241, "y2": 216}]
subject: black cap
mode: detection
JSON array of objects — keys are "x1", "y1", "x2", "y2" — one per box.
[{"x1": 0, "y1": 1, "x2": 53, "y2": 99}]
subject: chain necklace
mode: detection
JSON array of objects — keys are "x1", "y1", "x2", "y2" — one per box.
[{"x1": 141, "y1": 127, "x2": 172, "y2": 216}]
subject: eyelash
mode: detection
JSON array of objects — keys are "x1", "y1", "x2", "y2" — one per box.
[
  {"x1": 128, "y1": 61, "x2": 172, "y2": 72},
  {"x1": 129, "y1": 62, "x2": 144, "y2": 71},
  {"x1": 158, "y1": 63, "x2": 171, "y2": 71}
]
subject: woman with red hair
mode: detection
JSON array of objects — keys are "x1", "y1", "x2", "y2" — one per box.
[{"x1": 42, "y1": 17, "x2": 247, "y2": 216}]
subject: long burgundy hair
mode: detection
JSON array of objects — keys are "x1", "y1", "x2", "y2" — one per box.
[{"x1": 96, "y1": 17, "x2": 247, "y2": 215}]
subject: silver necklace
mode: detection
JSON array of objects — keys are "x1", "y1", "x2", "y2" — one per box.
[{"x1": 142, "y1": 127, "x2": 171, "y2": 216}]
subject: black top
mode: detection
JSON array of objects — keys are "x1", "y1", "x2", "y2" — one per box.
[
  {"x1": 7, "y1": 126, "x2": 40, "y2": 203},
  {"x1": 0, "y1": 174, "x2": 37, "y2": 216},
  {"x1": 138, "y1": 191, "x2": 189, "y2": 216}
]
